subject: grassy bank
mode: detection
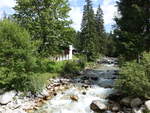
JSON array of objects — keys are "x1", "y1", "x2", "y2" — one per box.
[{"x1": 0, "y1": 56, "x2": 86, "y2": 94}]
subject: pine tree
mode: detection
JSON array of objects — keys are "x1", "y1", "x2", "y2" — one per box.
[
  {"x1": 13, "y1": 0, "x2": 74, "y2": 56},
  {"x1": 114, "y1": 0, "x2": 150, "y2": 61},
  {"x1": 80, "y1": 0, "x2": 99, "y2": 61},
  {"x1": 95, "y1": 5, "x2": 104, "y2": 35},
  {"x1": 95, "y1": 4, "x2": 105, "y2": 54}
]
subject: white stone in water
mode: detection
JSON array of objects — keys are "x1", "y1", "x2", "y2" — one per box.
[
  {"x1": 111, "y1": 103, "x2": 120, "y2": 111},
  {"x1": 132, "y1": 107, "x2": 144, "y2": 113},
  {"x1": 145, "y1": 100, "x2": 150, "y2": 110},
  {"x1": 40, "y1": 89, "x2": 49, "y2": 97},
  {"x1": 0, "y1": 107, "x2": 5, "y2": 112},
  {"x1": 0, "y1": 90, "x2": 17, "y2": 105},
  {"x1": 90, "y1": 100, "x2": 107, "y2": 112}
]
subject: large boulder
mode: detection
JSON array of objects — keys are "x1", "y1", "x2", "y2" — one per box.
[
  {"x1": 145, "y1": 100, "x2": 150, "y2": 110},
  {"x1": 130, "y1": 98, "x2": 142, "y2": 107},
  {"x1": 120, "y1": 97, "x2": 131, "y2": 106},
  {"x1": 90, "y1": 100, "x2": 107, "y2": 112},
  {"x1": 0, "y1": 90, "x2": 17, "y2": 105}
]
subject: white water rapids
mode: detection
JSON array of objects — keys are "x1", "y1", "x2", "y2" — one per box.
[{"x1": 36, "y1": 58, "x2": 119, "y2": 113}]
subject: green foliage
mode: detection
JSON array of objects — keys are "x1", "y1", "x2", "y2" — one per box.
[
  {"x1": 79, "y1": 0, "x2": 100, "y2": 61},
  {"x1": 102, "y1": 33, "x2": 117, "y2": 57},
  {"x1": 0, "y1": 19, "x2": 76, "y2": 93},
  {"x1": 78, "y1": 1, "x2": 106, "y2": 61},
  {"x1": 14, "y1": 0, "x2": 75, "y2": 56},
  {"x1": 114, "y1": 0, "x2": 150, "y2": 60},
  {"x1": 26, "y1": 73, "x2": 59, "y2": 93},
  {"x1": 0, "y1": 19, "x2": 38, "y2": 90},
  {"x1": 118, "y1": 55, "x2": 126, "y2": 66},
  {"x1": 46, "y1": 61, "x2": 66, "y2": 73},
  {"x1": 0, "y1": 19, "x2": 59, "y2": 93},
  {"x1": 63, "y1": 60, "x2": 85, "y2": 75},
  {"x1": 143, "y1": 109, "x2": 150, "y2": 113},
  {"x1": 95, "y1": 4, "x2": 104, "y2": 34},
  {"x1": 36, "y1": 59, "x2": 68, "y2": 73},
  {"x1": 95, "y1": 4, "x2": 105, "y2": 54},
  {"x1": 116, "y1": 52, "x2": 150, "y2": 99}
]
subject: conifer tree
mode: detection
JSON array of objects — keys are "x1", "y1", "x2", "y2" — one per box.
[
  {"x1": 95, "y1": 4, "x2": 105, "y2": 54},
  {"x1": 114, "y1": 0, "x2": 150, "y2": 61},
  {"x1": 95, "y1": 5, "x2": 104, "y2": 35},
  {"x1": 80, "y1": 0, "x2": 99, "y2": 61}
]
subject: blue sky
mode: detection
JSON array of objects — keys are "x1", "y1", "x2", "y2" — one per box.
[{"x1": 0, "y1": 0, "x2": 118, "y2": 32}]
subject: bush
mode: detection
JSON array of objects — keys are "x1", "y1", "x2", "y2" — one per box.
[
  {"x1": 24, "y1": 73, "x2": 59, "y2": 93},
  {"x1": 46, "y1": 61, "x2": 66, "y2": 73},
  {"x1": 63, "y1": 60, "x2": 85, "y2": 75},
  {"x1": 143, "y1": 109, "x2": 150, "y2": 113},
  {"x1": 116, "y1": 52, "x2": 150, "y2": 99},
  {"x1": 0, "y1": 19, "x2": 38, "y2": 92}
]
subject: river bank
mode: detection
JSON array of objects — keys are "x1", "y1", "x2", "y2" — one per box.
[{"x1": 0, "y1": 57, "x2": 150, "y2": 113}]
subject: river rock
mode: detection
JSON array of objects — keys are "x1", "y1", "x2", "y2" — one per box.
[
  {"x1": 108, "y1": 92, "x2": 123, "y2": 101},
  {"x1": 0, "y1": 90, "x2": 17, "y2": 105},
  {"x1": 132, "y1": 107, "x2": 144, "y2": 113},
  {"x1": 130, "y1": 98, "x2": 142, "y2": 107},
  {"x1": 82, "y1": 85, "x2": 89, "y2": 89},
  {"x1": 145, "y1": 100, "x2": 150, "y2": 110},
  {"x1": 81, "y1": 76, "x2": 89, "y2": 80},
  {"x1": 40, "y1": 89, "x2": 49, "y2": 97},
  {"x1": 104, "y1": 110, "x2": 112, "y2": 113},
  {"x1": 82, "y1": 92, "x2": 86, "y2": 95},
  {"x1": 123, "y1": 107, "x2": 132, "y2": 113},
  {"x1": 90, "y1": 100, "x2": 107, "y2": 112},
  {"x1": 36, "y1": 93, "x2": 44, "y2": 98},
  {"x1": 70, "y1": 95, "x2": 78, "y2": 101},
  {"x1": 91, "y1": 76, "x2": 98, "y2": 81},
  {"x1": 120, "y1": 97, "x2": 131, "y2": 106},
  {"x1": 26, "y1": 91, "x2": 32, "y2": 98},
  {"x1": 111, "y1": 103, "x2": 120, "y2": 111}
]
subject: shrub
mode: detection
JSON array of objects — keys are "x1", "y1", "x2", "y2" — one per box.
[
  {"x1": 46, "y1": 61, "x2": 66, "y2": 73},
  {"x1": 63, "y1": 60, "x2": 85, "y2": 75},
  {"x1": 24, "y1": 73, "x2": 59, "y2": 93},
  {"x1": 116, "y1": 52, "x2": 150, "y2": 99},
  {"x1": 0, "y1": 19, "x2": 38, "y2": 91},
  {"x1": 143, "y1": 109, "x2": 150, "y2": 113}
]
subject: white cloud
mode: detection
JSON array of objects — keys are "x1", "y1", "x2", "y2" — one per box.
[
  {"x1": 92, "y1": 0, "x2": 98, "y2": 2},
  {"x1": 69, "y1": 7, "x2": 83, "y2": 31},
  {"x1": 101, "y1": 0, "x2": 118, "y2": 25},
  {"x1": 0, "y1": 0, "x2": 16, "y2": 18},
  {"x1": 0, "y1": 0, "x2": 16, "y2": 8}
]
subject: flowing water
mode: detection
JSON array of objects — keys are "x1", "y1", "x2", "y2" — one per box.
[{"x1": 36, "y1": 58, "x2": 119, "y2": 113}]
